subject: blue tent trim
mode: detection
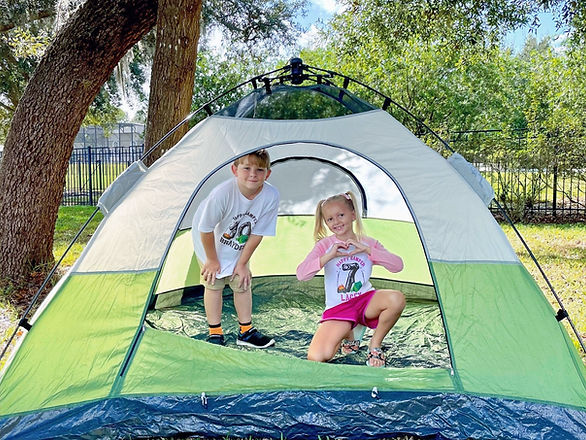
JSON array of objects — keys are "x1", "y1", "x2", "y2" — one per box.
[{"x1": 1, "y1": 390, "x2": 585, "y2": 439}]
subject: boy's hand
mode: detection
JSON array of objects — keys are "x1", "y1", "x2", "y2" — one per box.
[
  {"x1": 201, "y1": 259, "x2": 221, "y2": 285},
  {"x1": 231, "y1": 263, "x2": 251, "y2": 290}
]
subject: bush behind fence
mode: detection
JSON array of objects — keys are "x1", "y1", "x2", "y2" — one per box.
[{"x1": 1, "y1": 145, "x2": 584, "y2": 222}]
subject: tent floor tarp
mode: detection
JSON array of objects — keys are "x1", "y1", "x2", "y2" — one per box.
[
  {"x1": 147, "y1": 276, "x2": 451, "y2": 369},
  {"x1": 3, "y1": 390, "x2": 584, "y2": 439}
]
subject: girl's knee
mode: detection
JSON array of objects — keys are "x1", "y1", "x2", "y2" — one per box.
[
  {"x1": 383, "y1": 289, "x2": 405, "y2": 312},
  {"x1": 307, "y1": 351, "x2": 321, "y2": 362},
  {"x1": 392, "y1": 289, "x2": 406, "y2": 310},
  {"x1": 307, "y1": 350, "x2": 328, "y2": 363},
  {"x1": 307, "y1": 345, "x2": 336, "y2": 363}
]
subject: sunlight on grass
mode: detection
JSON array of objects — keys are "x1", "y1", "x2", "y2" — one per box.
[
  {"x1": 53, "y1": 206, "x2": 103, "y2": 265},
  {"x1": 0, "y1": 299, "x2": 19, "y2": 371}
]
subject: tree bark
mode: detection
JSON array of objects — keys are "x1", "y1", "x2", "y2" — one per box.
[
  {"x1": 143, "y1": 0, "x2": 203, "y2": 165},
  {"x1": 0, "y1": 0, "x2": 157, "y2": 280}
]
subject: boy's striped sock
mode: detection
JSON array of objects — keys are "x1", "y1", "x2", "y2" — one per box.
[
  {"x1": 239, "y1": 321, "x2": 253, "y2": 334},
  {"x1": 208, "y1": 323, "x2": 223, "y2": 336}
]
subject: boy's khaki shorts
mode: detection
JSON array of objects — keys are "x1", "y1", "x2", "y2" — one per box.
[
  {"x1": 198, "y1": 260, "x2": 250, "y2": 293},
  {"x1": 202, "y1": 274, "x2": 249, "y2": 293}
]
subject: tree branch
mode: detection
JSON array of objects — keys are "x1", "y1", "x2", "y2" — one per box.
[{"x1": 0, "y1": 9, "x2": 54, "y2": 34}]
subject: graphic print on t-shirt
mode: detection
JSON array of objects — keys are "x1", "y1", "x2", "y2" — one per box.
[
  {"x1": 219, "y1": 211, "x2": 257, "y2": 250},
  {"x1": 335, "y1": 254, "x2": 367, "y2": 302},
  {"x1": 337, "y1": 262, "x2": 360, "y2": 293}
]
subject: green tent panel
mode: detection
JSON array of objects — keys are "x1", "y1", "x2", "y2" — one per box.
[
  {"x1": 122, "y1": 327, "x2": 455, "y2": 396},
  {"x1": 433, "y1": 261, "x2": 586, "y2": 407},
  {"x1": 0, "y1": 271, "x2": 156, "y2": 415}
]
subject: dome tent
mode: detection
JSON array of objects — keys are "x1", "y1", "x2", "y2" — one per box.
[{"x1": 0, "y1": 60, "x2": 584, "y2": 439}]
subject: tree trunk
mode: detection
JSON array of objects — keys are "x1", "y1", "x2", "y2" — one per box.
[
  {"x1": 0, "y1": 0, "x2": 157, "y2": 281},
  {"x1": 143, "y1": 0, "x2": 203, "y2": 165}
]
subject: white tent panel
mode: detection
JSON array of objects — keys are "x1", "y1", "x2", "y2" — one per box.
[
  {"x1": 73, "y1": 110, "x2": 517, "y2": 274},
  {"x1": 271, "y1": 159, "x2": 365, "y2": 215}
]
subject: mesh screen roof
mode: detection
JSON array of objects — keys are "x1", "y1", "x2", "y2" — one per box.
[{"x1": 215, "y1": 84, "x2": 377, "y2": 119}]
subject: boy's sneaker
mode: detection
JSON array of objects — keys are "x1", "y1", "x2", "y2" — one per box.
[
  {"x1": 237, "y1": 328, "x2": 275, "y2": 348},
  {"x1": 206, "y1": 334, "x2": 225, "y2": 346}
]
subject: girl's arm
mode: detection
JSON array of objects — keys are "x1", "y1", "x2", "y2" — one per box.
[
  {"x1": 367, "y1": 238, "x2": 404, "y2": 273},
  {"x1": 296, "y1": 240, "x2": 329, "y2": 281}
]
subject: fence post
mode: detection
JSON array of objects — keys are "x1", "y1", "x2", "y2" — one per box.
[
  {"x1": 552, "y1": 163, "x2": 558, "y2": 217},
  {"x1": 77, "y1": 155, "x2": 83, "y2": 205},
  {"x1": 87, "y1": 145, "x2": 93, "y2": 206}
]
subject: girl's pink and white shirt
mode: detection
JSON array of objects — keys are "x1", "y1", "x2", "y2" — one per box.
[{"x1": 296, "y1": 235, "x2": 403, "y2": 310}]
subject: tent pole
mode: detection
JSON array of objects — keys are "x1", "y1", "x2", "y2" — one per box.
[
  {"x1": 495, "y1": 200, "x2": 586, "y2": 353},
  {"x1": 140, "y1": 66, "x2": 289, "y2": 163},
  {"x1": 0, "y1": 207, "x2": 101, "y2": 362}
]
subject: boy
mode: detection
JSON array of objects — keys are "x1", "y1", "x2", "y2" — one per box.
[{"x1": 191, "y1": 149, "x2": 279, "y2": 348}]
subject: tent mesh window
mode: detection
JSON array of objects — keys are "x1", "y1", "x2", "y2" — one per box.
[{"x1": 216, "y1": 84, "x2": 377, "y2": 119}]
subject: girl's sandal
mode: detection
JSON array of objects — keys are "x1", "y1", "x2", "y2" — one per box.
[
  {"x1": 366, "y1": 347, "x2": 385, "y2": 367},
  {"x1": 341, "y1": 339, "x2": 360, "y2": 355}
]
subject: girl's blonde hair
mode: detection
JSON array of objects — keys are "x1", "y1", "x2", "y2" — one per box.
[{"x1": 314, "y1": 191, "x2": 365, "y2": 242}]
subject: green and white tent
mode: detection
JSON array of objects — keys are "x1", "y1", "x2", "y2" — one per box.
[{"x1": 1, "y1": 62, "x2": 585, "y2": 439}]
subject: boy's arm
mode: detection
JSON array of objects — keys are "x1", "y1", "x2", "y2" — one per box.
[
  {"x1": 200, "y1": 231, "x2": 221, "y2": 285},
  {"x1": 232, "y1": 234, "x2": 263, "y2": 290}
]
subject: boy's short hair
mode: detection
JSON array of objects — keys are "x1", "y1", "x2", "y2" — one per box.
[{"x1": 233, "y1": 149, "x2": 271, "y2": 169}]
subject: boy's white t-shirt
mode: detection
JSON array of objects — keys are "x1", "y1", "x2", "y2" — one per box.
[{"x1": 192, "y1": 178, "x2": 279, "y2": 278}]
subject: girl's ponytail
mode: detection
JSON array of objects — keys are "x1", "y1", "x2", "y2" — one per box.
[
  {"x1": 345, "y1": 191, "x2": 365, "y2": 240},
  {"x1": 314, "y1": 199, "x2": 328, "y2": 242}
]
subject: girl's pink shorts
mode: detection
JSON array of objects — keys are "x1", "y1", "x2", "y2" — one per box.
[{"x1": 320, "y1": 290, "x2": 378, "y2": 329}]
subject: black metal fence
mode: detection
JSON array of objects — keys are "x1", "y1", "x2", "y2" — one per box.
[
  {"x1": 62, "y1": 146, "x2": 143, "y2": 206},
  {"x1": 1, "y1": 144, "x2": 583, "y2": 221},
  {"x1": 447, "y1": 130, "x2": 585, "y2": 222},
  {"x1": 476, "y1": 156, "x2": 585, "y2": 221}
]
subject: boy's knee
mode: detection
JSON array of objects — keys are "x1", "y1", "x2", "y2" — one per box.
[
  {"x1": 204, "y1": 287, "x2": 223, "y2": 296},
  {"x1": 232, "y1": 288, "x2": 251, "y2": 296}
]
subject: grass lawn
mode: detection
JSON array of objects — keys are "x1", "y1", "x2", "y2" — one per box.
[{"x1": 53, "y1": 205, "x2": 104, "y2": 266}]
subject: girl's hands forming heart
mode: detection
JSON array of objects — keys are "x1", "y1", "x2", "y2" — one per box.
[{"x1": 345, "y1": 239, "x2": 371, "y2": 256}]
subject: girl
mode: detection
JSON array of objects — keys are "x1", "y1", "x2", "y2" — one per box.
[{"x1": 296, "y1": 191, "x2": 405, "y2": 367}]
